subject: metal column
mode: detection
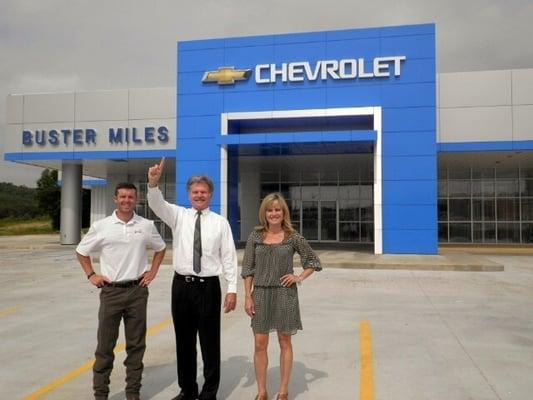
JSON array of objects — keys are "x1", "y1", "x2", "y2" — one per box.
[{"x1": 60, "y1": 162, "x2": 82, "y2": 244}]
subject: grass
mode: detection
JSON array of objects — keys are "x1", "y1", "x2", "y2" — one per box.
[{"x1": 0, "y1": 217, "x2": 56, "y2": 236}]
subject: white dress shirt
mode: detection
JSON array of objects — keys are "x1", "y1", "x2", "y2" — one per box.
[
  {"x1": 76, "y1": 211, "x2": 166, "y2": 282},
  {"x1": 147, "y1": 186, "x2": 238, "y2": 293}
]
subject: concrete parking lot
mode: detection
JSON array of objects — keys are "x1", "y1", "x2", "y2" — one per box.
[{"x1": 1, "y1": 235, "x2": 533, "y2": 400}]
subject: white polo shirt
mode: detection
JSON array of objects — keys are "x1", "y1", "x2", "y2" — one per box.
[{"x1": 76, "y1": 211, "x2": 166, "y2": 282}]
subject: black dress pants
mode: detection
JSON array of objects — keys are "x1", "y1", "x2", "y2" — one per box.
[{"x1": 171, "y1": 274, "x2": 221, "y2": 400}]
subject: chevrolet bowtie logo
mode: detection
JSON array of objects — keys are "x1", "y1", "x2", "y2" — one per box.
[{"x1": 202, "y1": 67, "x2": 251, "y2": 85}]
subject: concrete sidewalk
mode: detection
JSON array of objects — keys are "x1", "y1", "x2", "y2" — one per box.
[
  {"x1": 0, "y1": 234, "x2": 507, "y2": 271},
  {"x1": 1, "y1": 234, "x2": 533, "y2": 400}
]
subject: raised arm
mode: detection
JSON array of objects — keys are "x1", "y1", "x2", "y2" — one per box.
[{"x1": 146, "y1": 158, "x2": 180, "y2": 228}]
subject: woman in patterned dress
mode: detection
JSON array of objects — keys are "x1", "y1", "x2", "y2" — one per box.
[{"x1": 242, "y1": 193, "x2": 322, "y2": 400}]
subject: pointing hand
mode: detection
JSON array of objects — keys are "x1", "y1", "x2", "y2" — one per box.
[{"x1": 148, "y1": 157, "x2": 165, "y2": 187}]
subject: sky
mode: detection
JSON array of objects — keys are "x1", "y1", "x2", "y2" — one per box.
[{"x1": 1, "y1": 0, "x2": 532, "y2": 186}]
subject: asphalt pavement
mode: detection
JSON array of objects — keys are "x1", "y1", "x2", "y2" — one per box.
[{"x1": 1, "y1": 235, "x2": 532, "y2": 400}]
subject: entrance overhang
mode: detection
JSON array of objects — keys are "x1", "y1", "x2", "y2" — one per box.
[{"x1": 219, "y1": 106, "x2": 383, "y2": 254}]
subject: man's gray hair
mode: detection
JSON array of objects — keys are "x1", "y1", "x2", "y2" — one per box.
[{"x1": 187, "y1": 175, "x2": 214, "y2": 193}]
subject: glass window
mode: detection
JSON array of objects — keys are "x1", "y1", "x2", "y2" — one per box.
[
  {"x1": 320, "y1": 184, "x2": 338, "y2": 200},
  {"x1": 166, "y1": 183, "x2": 176, "y2": 201},
  {"x1": 339, "y1": 200, "x2": 357, "y2": 221},
  {"x1": 449, "y1": 199, "x2": 471, "y2": 221},
  {"x1": 480, "y1": 168, "x2": 495, "y2": 179},
  {"x1": 136, "y1": 203, "x2": 146, "y2": 218},
  {"x1": 438, "y1": 199, "x2": 448, "y2": 221},
  {"x1": 521, "y1": 198, "x2": 533, "y2": 221},
  {"x1": 483, "y1": 223, "x2": 496, "y2": 243},
  {"x1": 496, "y1": 168, "x2": 519, "y2": 179},
  {"x1": 449, "y1": 169, "x2": 470, "y2": 179},
  {"x1": 521, "y1": 168, "x2": 533, "y2": 179},
  {"x1": 260, "y1": 171, "x2": 279, "y2": 182},
  {"x1": 360, "y1": 223, "x2": 374, "y2": 242},
  {"x1": 483, "y1": 199, "x2": 496, "y2": 221},
  {"x1": 301, "y1": 185, "x2": 319, "y2": 200},
  {"x1": 438, "y1": 179, "x2": 447, "y2": 197},
  {"x1": 520, "y1": 180, "x2": 533, "y2": 197},
  {"x1": 449, "y1": 223, "x2": 471, "y2": 243},
  {"x1": 521, "y1": 223, "x2": 533, "y2": 243},
  {"x1": 288, "y1": 201, "x2": 300, "y2": 231},
  {"x1": 473, "y1": 223, "x2": 483, "y2": 243},
  {"x1": 472, "y1": 180, "x2": 482, "y2": 197},
  {"x1": 448, "y1": 180, "x2": 471, "y2": 198},
  {"x1": 360, "y1": 183, "x2": 373, "y2": 200},
  {"x1": 261, "y1": 183, "x2": 279, "y2": 198},
  {"x1": 139, "y1": 183, "x2": 147, "y2": 200},
  {"x1": 481, "y1": 180, "x2": 495, "y2": 197},
  {"x1": 472, "y1": 199, "x2": 482, "y2": 221},
  {"x1": 497, "y1": 223, "x2": 520, "y2": 243},
  {"x1": 496, "y1": 179, "x2": 519, "y2": 197},
  {"x1": 360, "y1": 203, "x2": 373, "y2": 222},
  {"x1": 496, "y1": 198, "x2": 520, "y2": 221},
  {"x1": 301, "y1": 171, "x2": 319, "y2": 183},
  {"x1": 340, "y1": 222, "x2": 359, "y2": 242},
  {"x1": 339, "y1": 184, "x2": 359, "y2": 200},
  {"x1": 438, "y1": 223, "x2": 448, "y2": 242},
  {"x1": 320, "y1": 171, "x2": 338, "y2": 183},
  {"x1": 280, "y1": 169, "x2": 300, "y2": 183},
  {"x1": 288, "y1": 185, "x2": 301, "y2": 200}
]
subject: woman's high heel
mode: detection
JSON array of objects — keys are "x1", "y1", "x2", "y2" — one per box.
[
  {"x1": 276, "y1": 394, "x2": 288, "y2": 400},
  {"x1": 254, "y1": 393, "x2": 268, "y2": 400}
]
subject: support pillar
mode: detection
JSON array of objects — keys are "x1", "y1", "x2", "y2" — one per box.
[{"x1": 60, "y1": 162, "x2": 82, "y2": 244}]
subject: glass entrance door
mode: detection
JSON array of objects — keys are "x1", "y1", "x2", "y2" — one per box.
[
  {"x1": 320, "y1": 201, "x2": 337, "y2": 241},
  {"x1": 300, "y1": 200, "x2": 337, "y2": 241},
  {"x1": 301, "y1": 201, "x2": 318, "y2": 240}
]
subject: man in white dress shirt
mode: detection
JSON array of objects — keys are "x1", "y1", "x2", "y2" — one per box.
[
  {"x1": 76, "y1": 182, "x2": 166, "y2": 400},
  {"x1": 147, "y1": 158, "x2": 237, "y2": 400}
]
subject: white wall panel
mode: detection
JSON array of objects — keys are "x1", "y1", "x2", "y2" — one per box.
[
  {"x1": 512, "y1": 69, "x2": 533, "y2": 105},
  {"x1": 7, "y1": 95, "x2": 23, "y2": 124},
  {"x1": 23, "y1": 93, "x2": 75, "y2": 123},
  {"x1": 513, "y1": 105, "x2": 533, "y2": 140},
  {"x1": 5, "y1": 124, "x2": 23, "y2": 154},
  {"x1": 439, "y1": 70, "x2": 511, "y2": 108},
  {"x1": 439, "y1": 107, "x2": 512, "y2": 142},
  {"x1": 129, "y1": 87, "x2": 175, "y2": 120},
  {"x1": 75, "y1": 90, "x2": 128, "y2": 122}
]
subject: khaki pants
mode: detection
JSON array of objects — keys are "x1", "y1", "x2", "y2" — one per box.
[{"x1": 93, "y1": 284, "x2": 148, "y2": 399}]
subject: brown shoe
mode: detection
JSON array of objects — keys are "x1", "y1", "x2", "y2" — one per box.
[{"x1": 254, "y1": 394, "x2": 268, "y2": 400}]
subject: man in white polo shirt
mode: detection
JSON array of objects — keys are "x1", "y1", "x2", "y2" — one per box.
[{"x1": 76, "y1": 182, "x2": 166, "y2": 400}]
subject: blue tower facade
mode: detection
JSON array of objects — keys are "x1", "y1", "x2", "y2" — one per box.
[{"x1": 177, "y1": 23, "x2": 437, "y2": 254}]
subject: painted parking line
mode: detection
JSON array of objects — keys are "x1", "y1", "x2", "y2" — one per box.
[
  {"x1": 360, "y1": 320, "x2": 375, "y2": 400},
  {"x1": 23, "y1": 317, "x2": 173, "y2": 400},
  {"x1": 0, "y1": 305, "x2": 21, "y2": 317}
]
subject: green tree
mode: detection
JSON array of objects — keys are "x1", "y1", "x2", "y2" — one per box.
[
  {"x1": 0, "y1": 182, "x2": 42, "y2": 219},
  {"x1": 36, "y1": 169, "x2": 61, "y2": 230}
]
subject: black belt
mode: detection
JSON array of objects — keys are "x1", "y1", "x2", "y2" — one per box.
[
  {"x1": 106, "y1": 278, "x2": 142, "y2": 288},
  {"x1": 174, "y1": 273, "x2": 218, "y2": 283}
]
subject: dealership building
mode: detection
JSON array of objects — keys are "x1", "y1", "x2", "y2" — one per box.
[{"x1": 4, "y1": 23, "x2": 533, "y2": 254}]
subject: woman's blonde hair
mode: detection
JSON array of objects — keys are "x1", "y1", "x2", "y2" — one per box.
[{"x1": 256, "y1": 193, "x2": 296, "y2": 235}]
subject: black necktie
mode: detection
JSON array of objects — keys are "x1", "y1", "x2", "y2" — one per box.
[{"x1": 193, "y1": 211, "x2": 202, "y2": 274}]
